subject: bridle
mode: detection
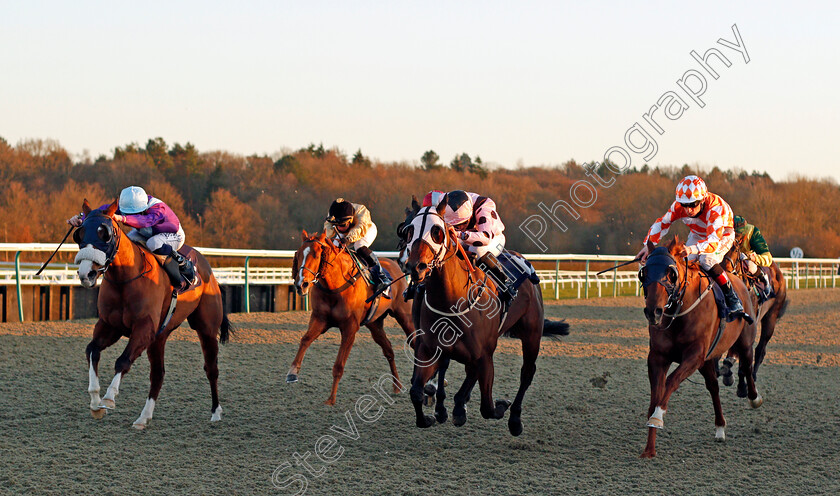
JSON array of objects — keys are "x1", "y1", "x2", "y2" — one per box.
[
  {"x1": 406, "y1": 207, "x2": 459, "y2": 271},
  {"x1": 639, "y1": 249, "x2": 688, "y2": 330},
  {"x1": 299, "y1": 239, "x2": 361, "y2": 294}
]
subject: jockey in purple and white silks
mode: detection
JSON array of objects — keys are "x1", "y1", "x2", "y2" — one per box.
[
  {"x1": 68, "y1": 186, "x2": 197, "y2": 290},
  {"x1": 441, "y1": 190, "x2": 514, "y2": 303}
]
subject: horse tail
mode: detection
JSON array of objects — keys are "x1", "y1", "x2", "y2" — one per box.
[
  {"x1": 219, "y1": 313, "x2": 235, "y2": 344},
  {"x1": 777, "y1": 298, "x2": 790, "y2": 320},
  {"x1": 542, "y1": 318, "x2": 570, "y2": 338}
]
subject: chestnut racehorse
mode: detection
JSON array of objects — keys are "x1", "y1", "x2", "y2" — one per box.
[
  {"x1": 286, "y1": 230, "x2": 415, "y2": 405},
  {"x1": 74, "y1": 200, "x2": 231, "y2": 429},
  {"x1": 719, "y1": 245, "x2": 789, "y2": 394},
  {"x1": 404, "y1": 204, "x2": 569, "y2": 436},
  {"x1": 639, "y1": 236, "x2": 761, "y2": 458}
]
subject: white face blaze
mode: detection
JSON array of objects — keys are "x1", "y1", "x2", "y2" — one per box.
[{"x1": 297, "y1": 247, "x2": 311, "y2": 287}]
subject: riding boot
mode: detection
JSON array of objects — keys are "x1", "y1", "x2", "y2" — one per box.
[
  {"x1": 478, "y1": 252, "x2": 516, "y2": 304},
  {"x1": 172, "y1": 250, "x2": 198, "y2": 288},
  {"x1": 162, "y1": 256, "x2": 184, "y2": 289},
  {"x1": 720, "y1": 280, "x2": 745, "y2": 320},
  {"x1": 761, "y1": 271, "x2": 774, "y2": 299},
  {"x1": 359, "y1": 247, "x2": 391, "y2": 296},
  {"x1": 403, "y1": 280, "x2": 417, "y2": 301}
]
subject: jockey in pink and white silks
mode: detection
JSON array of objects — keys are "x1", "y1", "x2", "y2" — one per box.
[{"x1": 441, "y1": 190, "x2": 515, "y2": 303}]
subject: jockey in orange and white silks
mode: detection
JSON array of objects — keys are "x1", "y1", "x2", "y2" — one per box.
[
  {"x1": 323, "y1": 198, "x2": 391, "y2": 294},
  {"x1": 441, "y1": 190, "x2": 515, "y2": 303},
  {"x1": 637, "y1": 175, "x2": 745, "y2": 317}
]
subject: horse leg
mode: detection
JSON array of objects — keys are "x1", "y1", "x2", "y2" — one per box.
[
  {"x1": 85, "y1": 320, "x2": 121, "y2": 418},
  {"x1": 286, "y1": 316, "x2": 328, "y2": 383},
  {"x1": 508, "y1": 330, "x2": 540, "y2": 437},
  {"x1": 366, "y1": 318, "x2": 401, "y2": 393},
  {"x1": 106, "y1": 317, "x2": 155, "y2": 420},
  {"x1": 409, "y1": 344, "x2": 439, "y2": 428},
  {"x1": 133, "y1": 335, "x2": 168, "y2": 430},
  {"x1": 641, "y1": 351, "x2": 668, "y2": 458},
  {"x1": 452, "y1": 364, "x2": 478, "y2": 427},
  {"x1": 325, "y1": 323, "x2": 358, "y2": 406},
  {"x1": 477, "y1": 356, "x2": 508, "y2": 420},
  {"x1": 698, "y1": 360, "x2": 727, "y2": 442},
  {"x1": 434, "y1": 356, "x2": 450, "y2": 424},
  {"x1": 735, "y1": 339, "x2": 763, "y2": 408},
  {"x1": 190, "y1": 313, "x2": 223, "y2": 422},
  {"x1": 754, "y1": 310, "x2": 779, "y2": 381}
]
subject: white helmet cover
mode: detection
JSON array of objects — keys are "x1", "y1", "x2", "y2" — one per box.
[{"x1": 119, "y1": 186, "x2": 150, "y2": 214}]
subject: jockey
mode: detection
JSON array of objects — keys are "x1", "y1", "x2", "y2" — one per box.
[
  {"x1": 441, "y1": 190, "x2": 515, "y2": 303},
  {"x1": 67, "y1": 186, "x2": 197, "y2": 291},
  {"x1": 734, "y1": 215, "x2": 774, "y2": 299},
  {"x1": 323, "y1": 198, "x2": 391, "y2": 295},
  {"x1": 636, "y1": 175, "x2": 746, "y2": 317}
]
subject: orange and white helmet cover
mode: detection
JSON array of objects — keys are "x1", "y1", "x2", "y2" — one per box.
[{"x1": 675, "y1": 175, "x2": 708, "y2": 203}]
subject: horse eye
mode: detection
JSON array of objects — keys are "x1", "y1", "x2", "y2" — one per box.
[{"x1": 97, "y1": 225, "x2": 111, "y2": 242}]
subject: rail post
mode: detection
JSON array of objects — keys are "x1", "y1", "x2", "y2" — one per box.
[
  {"x1": 245, "y1": 256, "x2": 251, "y2": 313},
  {"x1": 15, "y1": 251, "x2": 24, "y2": 322}
]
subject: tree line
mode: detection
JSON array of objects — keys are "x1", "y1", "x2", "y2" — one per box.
[{"x1": 1, "y1": 136, "x2": 838, "y2": 260}]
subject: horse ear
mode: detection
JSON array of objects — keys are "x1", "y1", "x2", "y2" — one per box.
[
  {"x1": 82, "y1": 199, "x2": 92, "y2": 215},
  {"x1": 301, "y1": 229, "x2": 308, "y2": 240},
  {"x1": 435, "y1": 194, "x2": 448, "y2": 216},
  {"x1": 411, "y1": 195, "x2": 420, "y2": 211},
  {"x1": 104, "y1": 199, "x2": 118, "y2": 217},
  {"x1": 674, "y1": 234, "x2": 682, "y2": 245},
  {"x1": 646, "y1": 239, "x2": 655, "y2": 253}
]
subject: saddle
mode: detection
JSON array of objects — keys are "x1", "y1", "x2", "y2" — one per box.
[
  {"x1": 497, "y1": 251, "x2": 541, "y2": 292},
  {"x1": 133, "y1": 238, "x2": 202, "y2": 294}
]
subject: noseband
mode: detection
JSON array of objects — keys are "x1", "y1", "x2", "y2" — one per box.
[{"x1": 76, "y1": 214, "x2": 121, "y2": 276}]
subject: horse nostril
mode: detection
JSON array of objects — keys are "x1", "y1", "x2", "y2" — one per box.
[
  {"x1": 87, "y1": 271, "x2": 96, "y2": 279},
  {"x1": 654, "y1": 308, "x2": 663, "y2": 320},
  {"x1": 416, "y1": 263, "x2": 428, "y2": 272}
]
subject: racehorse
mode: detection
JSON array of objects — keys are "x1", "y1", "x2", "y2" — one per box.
[
  {"x1": 639, "y1": 236, "x2": 761, "y2": 458},
  {"x1": 74, "y1": 199, "x2": 231, "y2": 429},
  {"x1": 286, "y1": 230, "x2": 415, "y2": 405},
  {"x1": 403, "y1": 202, "x2": 569, "y2": 436},
  {"x1": 719, "y1": 245, "x2": 789, "y2": 395}
]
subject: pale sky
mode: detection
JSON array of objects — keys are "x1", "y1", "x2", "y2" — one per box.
[{"x1": 1, "y1": 1, "x2": 838, "y2": 181}]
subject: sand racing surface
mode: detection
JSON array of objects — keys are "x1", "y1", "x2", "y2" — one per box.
[{"x1": 1, "y1": 289, "x2": 839, "y2": 495}]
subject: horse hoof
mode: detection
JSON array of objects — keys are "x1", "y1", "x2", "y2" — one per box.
[
  {"x1": 715, "y1": 427, "x2": 726, "y2": 441},
  {"x1": 750, "y1": 395, "x2": 763, "y2": 409},
  {"x1": 324, "y1": 399, "x2": 336, "y2": 406},
  {"x1": 435, "y1": 410, "x2": 448, "y2": 424},
  {"x1": 640, "y1": 450, "x2": 656, "y2": 459},
  {"x1": 721, "y1": 374, "x2": 734, "y2": 387},
  {"x1": 286, "y1": 374, "x2": 298, "y2": 383},
  {"x1": 101, "y1": 399, "x2": 116, "y2": 410},
  {"x1": 495, "y1": 399, "x2": 511, "y2": 417},
  {"x1": 132, "y1": 422, "x2": 146, "y2": 430},
  {"x1": 417, "y1": 415, "x2": 435, "y2": 428},
  {"x1": 509, "y1": 419, "x2": 523, "y2": 437},
  {"x1": 423, "y1": 395, "x2": 435, "y2": 407},
  {"x1": 90, "y1": 408, "x2": 106, "y2": 419},
  {"x1": 646, "y1": 417, "x2": 664, "y2": 429},
  {"x1": 453, "y1": 414, "x2": 467, "y2": 427}
]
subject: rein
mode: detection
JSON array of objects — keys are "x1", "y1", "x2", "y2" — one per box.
[{"x1": 309, "y1": 241, "x2": 363, "y2": 294}]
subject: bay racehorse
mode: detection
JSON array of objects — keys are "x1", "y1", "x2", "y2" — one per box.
[
  {"x1": 74, "y1": 199, "x2": 231, "y2": 429},
  {"x1": 719, "y1": 244, "x2": 789, "y2": 395},
  {"x1": 404, "y1": 202, "x2": 569, "y2": 436},
  {"x1": 286, "y1": 230, "x2": 415, "y2": 405},
  {"x1": 639, "y1": 236, "x2": 761, "y2": 458}
]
